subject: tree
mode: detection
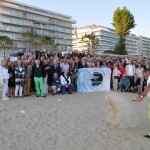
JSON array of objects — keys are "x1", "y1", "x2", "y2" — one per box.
[
  {"x1": 114, "y1": 37, "x2": 127, "y2": 55},
  {"x1": 80, "y1": 32, "x2": 99, "y2": 51},
  {"x1": 39, "y1": 35, "x2": 54, "y2": 49},
  {"x1": 22, "y1": 29, "x2": 40, "y2": 50},
  {"x1": 112, "y1": 7, "x2": 136, "y2": 55},
  {"x1": 0, "y1": 36, "x2": 13, "y2": 58}
]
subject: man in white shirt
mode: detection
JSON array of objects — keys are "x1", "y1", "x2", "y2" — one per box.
[
  {"x1": 125, "y1": 60, "x2": 136, "y2": 76},
  {"x1": 60, "y1": 69, "x2": 73, "y2": 94},
  {"x1": 125, "y1": 60, "x2": 136, "y2": 88},
  {"x1": 135, "y1": 69, "x2": 150, "y2": 138},
  {"x1": 60, "y1": 58, "x2": 69, "y2": 73}
]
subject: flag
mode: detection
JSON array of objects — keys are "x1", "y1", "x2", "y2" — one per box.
[{"x1": 74, "y1": 28, "x2": 78, "y2": 39}]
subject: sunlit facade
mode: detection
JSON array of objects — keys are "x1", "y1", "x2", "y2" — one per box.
[
  {"x1": 0, "y1": 0, "x2": 76, "y2": 51},
  {"x1": 73, "y1": 25, "x2": 150, "y2": 56}
]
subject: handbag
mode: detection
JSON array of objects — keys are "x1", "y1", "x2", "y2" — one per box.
[
  {"x1": 21, "y1": 80, "x2": 26, "y2": 87},
  {"x1": 114, "y1": 76, "x2": 119, "y2": 79}
]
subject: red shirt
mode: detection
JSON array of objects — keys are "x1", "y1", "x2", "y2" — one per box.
[{"x1": 119, "y1": 66, "x2": 125, "y2": 77}]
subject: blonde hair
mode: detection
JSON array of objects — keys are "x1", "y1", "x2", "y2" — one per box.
[{"x1": 8, "y1": 61, "x2": 14, "y2": 67}]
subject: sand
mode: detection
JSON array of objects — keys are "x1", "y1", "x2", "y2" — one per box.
[{"x1": 0, "y1": 91, "x2": 150, "y2": 150}]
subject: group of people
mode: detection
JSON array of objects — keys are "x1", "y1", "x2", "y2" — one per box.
[{"x1": 0, "y1": 48, "x2": 150, "y2": 101}]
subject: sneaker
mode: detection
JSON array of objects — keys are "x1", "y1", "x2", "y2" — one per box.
[
  {"x1": 2, "y1": 97, "x2": 10, "y2": 101},
  {"x1": 52, "y1": 93, "x2": 56, "y2": 96},
  {"x1": 144, "y1": 135, "x2": 150, "y2": 138},
  {"x1": 57, "y1": 88, "x2": 61, "y2": 92}
]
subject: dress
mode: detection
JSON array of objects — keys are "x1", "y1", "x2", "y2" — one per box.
[{"x1": 8, "y1": 67, "x2": 15, "y2": 88}]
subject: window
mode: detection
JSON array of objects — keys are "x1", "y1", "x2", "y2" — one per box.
[
  {"x1": 13, "y1": 11, "x2": 20, "y2": 17},
  {"x1": 34, "y1": 22, "x2": 40, "y2": 28},
  {"x1": 33, "y1": 15, "x2": 41, "y2": 21},
  {"x1": 22, "y1": 12, "x2": 30, "y2": 19},
  {"x1": 3, "y1": 17, "x2": 11, "y2": 23},
  {"x1": 5, "y1": 25, "x2": 12, "y2": 31},
  {"x1": 49, "y1": 18, "x2": 55, "y2": 24},
  {"x1": 12, "y1": 18, "x2": 20, "y2": 24},
  {"x1": 2, "y1": 8, "x2": 11, "y2": 15}
]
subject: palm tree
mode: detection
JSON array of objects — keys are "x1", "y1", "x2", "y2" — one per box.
[
  {"x1": 0, "y1": 36, "x2": 13, "y2": 58},
  {"x1": 22, "y1": 29, "x2": 40, "y2": 50},
  {"x1": 80, "y1": 32, "x2": 99, "y2": 51},
  {"x1": 39, "y1": 35, "x2": 54, "y2": 49}
]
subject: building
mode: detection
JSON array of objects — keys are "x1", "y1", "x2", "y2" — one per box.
[
  {"x1": 138, "y1": 36, "x2": 150, "y2": 56},
  {"x1": 72, "y1": 24, "x2": 119, "y2": 54},
  {"x1": 0, "y1": 0, "x2": 76, "y2": 52},
  {"x1": 125, "y1": 34, "x2": 140, "y2": 56},
  {"x1": 73, "y1": 25, "x2": 150, "y2": 56}
]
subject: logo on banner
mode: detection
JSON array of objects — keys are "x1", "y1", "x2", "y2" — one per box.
[{"x1": 83, "y1": 69, "x2": 104, "y2": 91}]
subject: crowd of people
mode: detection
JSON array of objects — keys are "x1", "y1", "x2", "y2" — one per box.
[{"x1": 0, "y1": 48, "x2": 150, "y2": 101}]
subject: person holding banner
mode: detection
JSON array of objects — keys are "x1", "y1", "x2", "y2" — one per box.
[{"x1": 134, "y1": 69, "x2": 150, "y2": 138}]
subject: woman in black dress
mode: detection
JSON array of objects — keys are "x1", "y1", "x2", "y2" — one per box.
[{"x1": 8, "y1": 61, "x2": 15, "y2": 97}]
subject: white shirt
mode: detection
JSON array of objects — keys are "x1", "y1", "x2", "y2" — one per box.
[
  {"x1": 147, "y1": 76, "x2": 150, "y2": 97},
  {"x1": 0, "y1": 67, "x2": 9, "y2": 80},
  {"x1": 128, "y1": 65, "x2": 134, "y2": 76},
  {"x1": 60, "y1": 75, "x2": 71, "y2": 85}
]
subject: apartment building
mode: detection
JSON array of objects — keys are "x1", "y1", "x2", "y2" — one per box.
[
  {"x1": 72, "y1": 24, "x2": 119, "y2": 54},
  {"x1": 0, "y1": 0, "x2": 76, "y2": 51},
  {"x1": 73, "y1": 25, "x2": 150, "y2": 56}
]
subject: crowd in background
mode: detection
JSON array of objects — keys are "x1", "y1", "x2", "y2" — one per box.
[{"x1": 0, "y1": 48, "x2": 150, "y2": 100}]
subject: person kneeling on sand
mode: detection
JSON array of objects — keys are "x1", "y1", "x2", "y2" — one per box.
[
  {"x1": 130, "y1": 74, "x2": 141, "y2": 94},
  {"x1": 51, "y1": 72, "x2": 61, "y2": 96},
  {"x1": 134, "y1": 69, "x2": 150, "y2": 138},
  {"x1": 60, "y1": 70, "x2": 73, "y2": 94},
  {"x1": 119, "y1": 74, "x2": 130, "y2": 92}
]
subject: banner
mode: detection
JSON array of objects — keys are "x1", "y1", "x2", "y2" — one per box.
[{"x1": 77, "y1": 68, "x2": 111, "y2": 93}]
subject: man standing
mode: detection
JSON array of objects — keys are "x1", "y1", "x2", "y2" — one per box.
[
  {"x1": 135, "y1": 70, "x2": 150, "y2": 138},
  {"x1": 125, "y1": 60, "x2": 136, "y2": 84},
  {"x1": 33, "y1": 60, "x2": 45, "y2": 97},
  {"x1": 60, "y1": 58, "x2": 69, "y2": 73}
]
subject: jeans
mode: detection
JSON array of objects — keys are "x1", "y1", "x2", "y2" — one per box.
[
  {"x1": 61, "y1": 83, "x2": 73, "y2": 94},
  {"x1": 15, "y1": 85, "x2": 23, "y2": 97},
  {"x1": 2, "y1": 79, "x2": 8, "y2": 98}
]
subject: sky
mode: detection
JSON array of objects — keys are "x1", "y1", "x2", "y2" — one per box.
[{"x1": 16, "y1": 0, "x2": 150, "y2": 37}]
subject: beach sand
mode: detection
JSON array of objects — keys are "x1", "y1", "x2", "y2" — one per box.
[{"x1": 0, "y1": 91, "x2": 150, "y2": 150}]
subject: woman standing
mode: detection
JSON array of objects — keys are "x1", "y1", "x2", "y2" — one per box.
[
  {"x1": 69, "y1": 60, "x2": 78, "y2": 91},
  {"x1": 30, "y1": 60, "x2": 36, "y2": 93},
  {"x1": 15, "y1": 60, "x2": 25, "y2": 97},
  {"x1": 136, "y1": 63, "x2": 144, "y2": 93},
  {"x1": 112, "y1": 64, "x2": 121, "y2": 91},
  {"x1": 8, "y1": 61, "x2": 15, "y2": 97},
  {"x1": 0, "y1": 60, "x2": 10, "y2": 100},
  {"x1": 43, "y1": 59, "x2": 50, "y2": 95}
]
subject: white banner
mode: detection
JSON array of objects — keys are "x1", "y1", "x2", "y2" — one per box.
[{"x1": 77, "y1": 68, "x2": 111, "y2": 92}]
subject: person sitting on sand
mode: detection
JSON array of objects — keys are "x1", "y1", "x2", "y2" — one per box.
[
  {"x1": 60, "y1": 69, "x2": 73, "y2": 94},
  {"x1": 134, "y1": 69, "x2": 150, "y2": 138},
  {"x1": 119, "y1": 74, "x2": 130, "y2": 92},
  {"x1": 130, "y1": 74, "x2": 141, "y2": 94},
  {"x1": 51, "y1": 72, "x2": 61, "y2": 96}
]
